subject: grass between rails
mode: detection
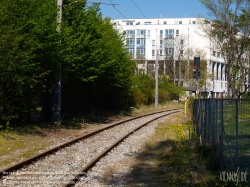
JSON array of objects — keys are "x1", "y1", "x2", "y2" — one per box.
[{"x1": 126, "y1": 113, "x2": 246, "y2": 187}]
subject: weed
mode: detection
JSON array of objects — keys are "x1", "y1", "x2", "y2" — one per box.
[{"x1": 127, "y1": 117, "x2": 241, "y2": 187}]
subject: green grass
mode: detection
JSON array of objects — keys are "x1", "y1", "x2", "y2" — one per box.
[
  {"x1": 217, "y1": 101, "x2": 250, "y2": 171},
  {"x1": 198, "y1": 100, "x2": 250, "y2": 172},
  {"x1": 151, "y1": 123, "x2": 220, "y2": 186},
  {"x1": 126, "y1": 118, "x2": 247, "y2": 187},
  {"x1": 0, "y1": 129, "x2": 50, "y2": 168}
]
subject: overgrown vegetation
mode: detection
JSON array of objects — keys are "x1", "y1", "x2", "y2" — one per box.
[
  {"x1": 130, "y1": 74, "x2": 184, "y2": 107},
  {"x1": 126, "y1": 113, "x2": 244, "y2": 187}
]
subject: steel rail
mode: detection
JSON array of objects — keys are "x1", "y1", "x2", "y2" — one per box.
[
  {"x1": 0, "y1": 108, "x2": 180, "y2": 179},
  {"x1": 63, "y1": 109, "x2": 181, "y2": 187}
]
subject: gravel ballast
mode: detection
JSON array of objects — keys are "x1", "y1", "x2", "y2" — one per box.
[{"x1": 0, "y1": 111, "x2": 177, "y2": 187}]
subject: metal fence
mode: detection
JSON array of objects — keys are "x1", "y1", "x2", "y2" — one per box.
[{"x1": 194, "y1": 98, "x2": 250, "y2": 171}]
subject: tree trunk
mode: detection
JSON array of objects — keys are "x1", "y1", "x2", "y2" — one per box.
[
  {"x1": 40, "y1": 86, "x2": 53, "y2": 123},
  {"x1": 1, "y1": 82, "x2": 8, "y2": 130}
]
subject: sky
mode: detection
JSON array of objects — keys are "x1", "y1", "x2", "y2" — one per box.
[{"x1": 95, "y1": 0, "x2": 214, "y2": 20}]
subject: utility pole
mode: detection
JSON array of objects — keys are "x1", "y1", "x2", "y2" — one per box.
[
  {"x1": 174, "y1": 60, "x2": 176, "y2": 85},
  {"x1": 155, "y1": 29, "x2": 158, "y2": 107},
  {"x1": 179, "y1": 56, "x2": 181, "y2": 85},
  {"x1": 188, "y1": 28, "x2": 190, "y2": 80},
  {"x1": 193, "y1": 55, "x2": 200, "y2": 95},
  {"x1": 53, "y1": 0, "x2": 63, "y2": 124}
]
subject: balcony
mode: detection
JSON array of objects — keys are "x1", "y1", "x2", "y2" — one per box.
[
  {"x1": 136, "y1": 44, "x2": 145, "y2": 48},
  {"x1": 126, "y1": 34, "x2": 135, "y2": 38}
]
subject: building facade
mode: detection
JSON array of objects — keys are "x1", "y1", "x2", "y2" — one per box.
[{"x1": 113, "y1": 18, "x2": 227, "y2": 98}]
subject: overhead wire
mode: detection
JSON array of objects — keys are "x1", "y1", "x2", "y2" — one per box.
[
  {"x1": 129, "y1": 0, "x2": 160, "y2": 46},
  {"x1": 130, "y1": 0, "x2": 148, "y2": 19}
]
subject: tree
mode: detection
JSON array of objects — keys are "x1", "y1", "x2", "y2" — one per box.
[
  {"x1": 172, "y1": 34, "x2": 192, "y2": 86},
  {"x1": 199, "y1": 0, "x2": 250, "y2": 98},
  {"x1": 60, "y1": 2, "x2": 135, "y2": 116},
  {"x1": 163, "y1": 32, "x2": 201, "y2": 88},
  {"x1": 0, "y1": 0, "x2": 59, "y2": 128},
  {"x1": 193, "y1": 49, "x2": 212, "y2": 94},
  {"x1": 0, "y1": 0, "x2": 136, "y2": 127}
]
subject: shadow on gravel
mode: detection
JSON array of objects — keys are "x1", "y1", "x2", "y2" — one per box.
[{"x1": 104, "y1": 138, "x2": 242, "y2": 187}]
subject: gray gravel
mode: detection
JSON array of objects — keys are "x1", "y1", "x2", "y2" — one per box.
[
  {"x1": 75, "y1": 114, "x2": 174, "y2": 187},
  {"x1": 0, "y1": 111, "x2": 177, "y2": 187}
]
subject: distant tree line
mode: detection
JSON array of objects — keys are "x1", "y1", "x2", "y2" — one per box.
[{"x1": 0, "y1": 0, "x2": 183, "y2": 129}]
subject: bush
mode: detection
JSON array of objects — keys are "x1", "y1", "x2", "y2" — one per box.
[
  {"x1": 130, "y1": 74, "x2": 185, "y2": 106},
  {"x1": 130, "y1": 74, "x2": 154, "y2": 106},
  {"x1": 158, "y1": 89, "x2": 170, "y2": 103}
]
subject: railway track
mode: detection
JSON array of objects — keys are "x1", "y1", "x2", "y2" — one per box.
[{"x1": 0, "y1": 108, "x2": 181, "y2": 186}]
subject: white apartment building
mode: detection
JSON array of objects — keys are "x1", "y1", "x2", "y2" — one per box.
[{"x1": 113, "y1": 18, "x2": 227, "y2": 98}]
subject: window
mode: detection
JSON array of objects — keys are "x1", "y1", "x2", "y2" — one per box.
[
  {"x1": 166, "y1": 48, "x2": 173, "y2": 56},
  {"x1": 137, "y1": 29, "x2": 146, "y2": 36},
  {"x1": 165, "y1": 29, "x2": 174, "y2": 38},
  {"x1": 126, "y1": 22, "x2": 133, "y2": 25},
  {"x1": 179, "y1": 21, "x2": 182, "y2": 24},
  {"x1": 147, "y1": 30, "x2": 150, "y2": 37},
  {"x1": 137, "y1": 49, "x2": 145, "y2": 54},
  {"x1": 141, "y1": 30, "x2": 146, "y2": 36},
  {"x1": 126, "y1": 30, "x2": 135, "y2": 37},
  {"x1": 128, "y1": 49, "x2": 134, "y2": 58},
  {"x1": 127, "y1": 39, "x2": 134, "y2": 48},
  {"x1": 152, "y1": 49, "x2": 155, "y2": 56},
  {"x1": 192, "y1": 21, "x2": 196, "y2": 24},
  {"x1": 137, "y1": 39, "x2": 145, "y2": 46},
  {"x1": 152, "y1": 40, "x2": 155, "y2": 46},
  {"x1": 176, "y1": 30, "x2": 179, "y2": 36},
  {"x1": 160, "y1": 30, "x2": 163, "y2": 37},
  {"x1": 160, "y1": 50, "x2": 163, "y2": 56},
  {"x1": 180, "y1": 39, "x2": 184, "y2": 45},
  {"x1": 160, "y1": 40, "x2": 163, "y2": 48},
  {"x1": 166, "y1": 39, "x2": 174, "y2": 48},
  {"x1": 163, "y1": 21, "x2": 167, "y2": 25},
  {"x1": 180, "y1": 50, "x2": 183, "y2": 55}
]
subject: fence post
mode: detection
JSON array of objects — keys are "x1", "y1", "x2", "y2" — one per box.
[
  {"x1": 235, "y1": 99, "x2": 239, "y2": 169},
  {"x1": 213, "y1": 99, "x2": 217, "y2": 145},
  {"x1": 203, "y1": 100, "x2": 206, "y2": 142},
  {"x1": 194, "y1": 99, "x2": 198, "y2": 135},
  {"x1": 209, "y1": 99, "x2": 214, "y2": 145},
  {"x1": 220, "y1": 98, "x2": 224, "y2": 169}
]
